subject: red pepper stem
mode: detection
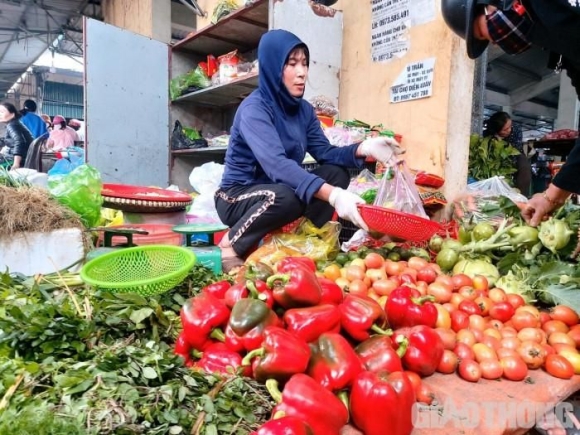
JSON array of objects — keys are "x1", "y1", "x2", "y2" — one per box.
[
  {"x1": 192, "y1": 349, "x2": 203, "y2": 359},
  {"x1": 396, "y1": 336, "x2": 409, "y2": 358},
  {"x1": 245, "y1": 280, "x2": 267, "y2": 301},
  {"x1": 210, "y1": 328, "x2": 225, "y2": 342},
  {"x1": 241, "y1": 347, "x2": 264, "y2": 366},
  {"x1": 370, "y1": 324, "x2": 393, "y2": 336},
  {"x1": 272, "y1": 410, "x2": 286, "y2": 420},
  {"x1": 337, "y1": 391, "x2": 350, "y2": 422},
  {"x1": 266, "y1": 274, "x2": 290, "y2": 289},
  {"x1": 265, "y1": 379, "x2": 283, "y2": 404},
  {"x1": 411, "y1": 295, "x2": 436, "y2": 305}
]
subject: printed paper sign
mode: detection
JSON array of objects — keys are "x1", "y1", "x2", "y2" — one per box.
[
  {"x1": 371, "y1": 0, "x2": 411, "y2": 62},
  {"x1": 390, "y1": 58, "x2": 435, "y2": 103},
  {"x1": 410, "y1": 0, "x2": 436, "y2": 26}
]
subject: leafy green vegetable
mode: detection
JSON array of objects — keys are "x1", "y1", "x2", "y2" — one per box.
[{"x1": 468, "y1": 134, "x2": 520, "y2": 182}]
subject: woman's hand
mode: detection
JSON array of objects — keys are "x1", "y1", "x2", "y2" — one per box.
[
  {"x1": 358, "y1": 136, "x2": 405, "y2": 164},
  {"x1": 329, "y1": 187, "x2": 369, "y2": 231},
  {"x1": 522, "y1": 185, "x2": 570, "y2": 227}
]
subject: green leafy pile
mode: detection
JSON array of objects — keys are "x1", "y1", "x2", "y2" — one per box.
[
  {"x1": 0, "y1": 267, "x2": 273, "y2": 435},
  {"x1": 468, "y1": 134, "x2": 520, "y2": 182}
]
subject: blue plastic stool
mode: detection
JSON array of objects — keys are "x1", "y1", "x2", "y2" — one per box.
[{"x1": 172, "y1": 224, "x2": 228, "y2": 275}]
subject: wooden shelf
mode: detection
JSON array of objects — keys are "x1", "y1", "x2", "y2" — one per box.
[
  {"x1": 171, "y1": 146, "x2": 228, "y2": 156},
  {"x1": 173, "y1": 73, "x2": 259, "y2": 106},
  {"x1": 172, "y1": 0, "x2": 268, "y2": 56}
]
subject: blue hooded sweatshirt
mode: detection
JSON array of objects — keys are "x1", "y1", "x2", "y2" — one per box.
[{"x1": 219, "y1": 29, "x2": 363, "y2": 204}]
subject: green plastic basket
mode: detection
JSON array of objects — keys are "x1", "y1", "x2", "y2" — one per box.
[{"x1": 80, "y1": 245, "x2": 196, "y2": 296}]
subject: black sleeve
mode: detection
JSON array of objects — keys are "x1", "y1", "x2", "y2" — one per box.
[
  {"x1": 552, "y1": 138, "x2": 580, "y2": 194},
  {"x1": 563, "y1": 58, "x2": 580, "y2": 100},
  {"x1": 6, "y1": 121, "x2": 32, "y2": 157}
]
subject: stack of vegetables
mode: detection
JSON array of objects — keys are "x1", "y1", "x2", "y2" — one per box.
[{"x1": 174, "y1": 244, "x2": 580, "y2": 434}]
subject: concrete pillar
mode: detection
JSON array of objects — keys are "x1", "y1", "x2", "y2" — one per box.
[
  {"x1": 471, "y1": 50, "x2": 487, "y2": 134},
  {"x1": 337, "y1": 2, "x2": 475, "y2": 204},
  {"x1": 102, "y1": 0, "x2": 171, "y2": 43},
  {"x1": 555, "y1": 73, "x2": 580, "y2": 130}
]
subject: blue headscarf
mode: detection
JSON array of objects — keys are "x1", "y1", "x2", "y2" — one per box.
[{"x1": 257, "y1": 29, "x2": 310, "y2": 116}]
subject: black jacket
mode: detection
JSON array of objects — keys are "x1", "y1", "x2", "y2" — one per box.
[
  {"x1": 524, "y1": 0, "x2": 580, "y2": 194},
  {"x1": 3, "y1": 118, "x2": 33, "y2": 160}
]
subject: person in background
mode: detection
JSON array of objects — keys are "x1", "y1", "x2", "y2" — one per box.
[
  {"x1": 40, "y1": 114, "x2": 52, "y2": 132},
  {"x1": 46, "y1": 115, "x2": 79, "y2": 151},
  {"x1": 0, "y1": 102, "x2": 33, "y2": 170},
  {"x1": 214, "y1": 30, "x2": 403, "y2": 272},
  {"x1": 483, "y1": 111, "x2": 531, "y2": 197},
  {"x1": 442, "y1": 0, "x2": 580, "y2": 228},
  {"x1": 68, "y1": 119, "x2": 85, "y2": 142},
  {"x1": 20, "y1": 99, "x2": 48, "y2": 139}
]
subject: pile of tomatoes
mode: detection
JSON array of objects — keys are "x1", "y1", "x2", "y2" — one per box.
[{"x1": 321, "y1": 250, "x2": 580, "y2": 383}]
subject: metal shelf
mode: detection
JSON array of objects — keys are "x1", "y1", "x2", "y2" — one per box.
[
  {"x1": 172, "y1": 0, "x2": 269, "y2": 56},
  {"x1": 171, "y1": 146, "x2": 228, "y2": 156},
  {"x1": 172, "y1": 73, "x2": 258, "y2": 106}
]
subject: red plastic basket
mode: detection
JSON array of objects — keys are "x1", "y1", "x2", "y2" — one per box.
[{"x1": 358, "y1": 205, "x2": 443, "y2": 242}]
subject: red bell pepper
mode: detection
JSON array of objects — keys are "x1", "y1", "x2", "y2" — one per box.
[
  {"x1": 385, "y1": 286, "x2": 437, "y2": 329},
  {"x1": 180, "y1": 293, "x2": 230, "y2": 351},
  {"x1": 224, "y1": 324, "x2": 246, "y2": 353},
  {"x1": 225, "y1": 281, "x2": 274, "y2": 309},
  {"x1": 308, "y1": 332, "x2": 364, "y2": 391},
  {"x1": 194, "y1": 342, "x2": 251, "y2": 377},
  {"x1": 242, "y1": 327, "x2": 311, "y2": 382},
  {"x1": 392, "y1": 325, "x2": 444, "y2": 377},
  {"x1": 201, "y1": 280, "x2": 232, "y2": 300},
  {"x1": 253, "y1": 416, "x2": 313, "y2": 435},
  {"x1": 283, "y1": 304, "x2": 341, "y2": 343},
  {"x1": 252, "y1": 280, "x2": 275, "y2": 308},
  {"x1": 245, "y1": 261, "x2": 274, "y2": 282},
  {"x1": 224, "y1": 282, "x2": 248, "y2": 309},
  {"x1": 267, "y1": 267, "x2": 322, "y2": 309},
  {"x1": 266, "y1": 374, "x2": 349, "y2": 435},
  {"x1": 350, "y1": 371, "x2": 416, "y2": 435},
  {"x1": 276, "y1": 256, "x2": 317, "y2": 274},
  {"x1": 339, "y1": 294, "x2": 390, "y2": 342},
  {"x1": 174, "y1": 332, "x2": 194, "y2": 367},
  {"x1": 355, "y1": 335, "x2": 408, "y2": 374},
  {"x1": 317, "y1": 277, "x2": 344, "y2": 305},
  {"x1": 228, "y1": 298, "x2": 282, "y2": 351}
]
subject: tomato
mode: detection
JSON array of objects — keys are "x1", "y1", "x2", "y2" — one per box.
[
  {"x1": 557, "y1": 350, "x2": 580, "y2": 375},
  {"x1": 480, "y1": 358, "x2": 503, "y2": 380},
  {"x1": 401, "y1": 268, "x2": 418, "y2": 283},
  {"x1": 400, "y1": 272, "x2": 417, "y2": 285},
  {"x1": 473, "y1": 343, "x2": 497, "y2": 363},
  {"x1": 497, "y1": 348, "x2": 519, "y2": 360},
  {"x1": 517, "y1": 327, "x2": 546, "y2": 344},
  {"x1": 468, "y1": 314, "x2": 486, "y2": 332},
  {"x1": 517, "y1": 340, "x2": 547, "y2": 369},
  {"x1": 542, "y1": 319, "x2": 569, "y2": 335},
  {"x1": 372, "y1": 278, "x2": 398, "y2": 296},
  {"x1": 435, "y1": 304, "x2": 452, "y2": 330},
  {"x1": 488, "y1": 288, "x2": 507, "y2": 303},
  {"x1": 442, "y1": 303, "x2": 455, "y2": 313},
  {"x1": 511, "y1": 310, "x2": 541, "y2": 331},
  {"x1": 347, "y1": 279, "x2": 368, "y2": 296},
  {"x1": 334, "y1": 277, "x2": 350, "y2": 291},
  {"x1": 458, "y1": 359, "x2": 482, "y2": 382},
  {"x1": 456, "y1": 329, "x2": 477, "y2": 347},
  {"x1": 568, "y1": 328, "x2": 580, "y2": 349},
  {"x1": 483, "y1": 328, "x2": 502, "y2": 341},
  {"x1": 516, "y1": 305, "x2": 541, "y2": 322},
  {"x1": 548, "y1": 331, "x2": 576, "y2": 348},
  {"x1": 417, "y1": 267, "x2": 438, "y2": 284},
  {"x1": 542, "y1": 344, "x2": 556, "y2": 356},
  {"x1": 544, "y1": 354, "x2": 574, "y2": 379},
  {"x1": 350, "y1": 258, "x2": 367, "y2": 270},
  {"x1": 470, "y1": 327, "x2": 484, "y2": 343},
  {"x1": 364, "y1": 253, "x2": 385, "y2": 270},
  {"x1": 551, "y1": 343, "x2": 577, "y2": 354},
  {"x1": 472, "y1": 275, "x2": 489, "y2": 293},
  {"x1": 451, "y1": 274, "x2": 473, "y2": 290},
  {"x1": 323, "y1": 264, "x2": 342, "y2": 281},
  {"x1": 487, "y1": 319, "x2": 504, "y2": 331},
  {"x1": 437, "y1": 349, "x2": 459, "y2": 374},
  {"x1": 384, "y1": 260, "x2": 406, "y2": 277},
  {"x1": 435, "y1": 274, "x2": 454, "y2": 288},
  {"x1": 407, "y1": 256, "x2": 428, "y2": 271},
  {"x1": 415, "y1": 280, "x2": 429, "y2": 296},
  {"x1": 458, "y1": 286, "x2": 478, "y2": 301},
  {"x1": 416, "y1": 382, "x2": 436, "y2": 405},
  {"x1": 500, "y1": 337, "x2": 522, "y2": 351},
  {"x1": 454, "y1": 342, "x2": 475, "y2": 361},
  {"x1": 500, "y1": 355, "x2": 528, "y2": 381},
  {"x1": 489, "y1": 302, "x2": 515, "y2": 323},
  {"x1": 436, "y1": 249, "x2": 459, "y2": 272},
  {"x1": 506, "y1": 293, "x2": 526, "y2": 310},
  {"x1": 459, "y1": 300, "x2": 482, "y2": 316},
  {"x1": 550, "y1": 305, "x2": 580, "y2": 327},
  {"x1": 450, "y1": 310, "x2": 470, "y2": 332},
  {"x1": 475, "y1": 296, "x2": 493, "y2": 316},
  {"x1": 435, "y1": 327, "x2": 457, "y2": 350},
  {"x1": 366, "y1": 268, "x2": 387, "y2": 283},
  {"x1": 427, "y1": 282, "x2": 453, "y2": 304},
  {"x1": 345, "y1": 265, "x2": 366, "y2": 282},
  {"x1": 479, "y1": 335, "x2": 502, "y2": 351},
  {"x1": 500, "y1": 327, "x2": 518, "y2": 338},
  {"x1": 539, "y1": 312, "x2": 551, "y2": 325}
]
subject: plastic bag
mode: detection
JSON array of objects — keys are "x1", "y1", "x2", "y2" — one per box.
[
  {"x1": 211, "y1": 0, "x2": 239, "y2": 24},
  {"x1": 48, "y1": 164, "x2": 103, "y2": 228},
  {"x1": 323, "y1": 125, "x2": 366, "y2": 147},
  {"x1": 309, "y1": 95, "x2": 338, "y2": 117},
  {"x1": 171, "y1": 120, "x2": 208, "y2": 150},
  {"x1": 347, "y1": 169, "x2": 379, "y2": 196},
  {"x1": 187, "y1": 162, "x2": 225, "y2": 225},
  {"x1": 47, "y1": 147, "x2": 84, "y2": 177},
  {"x1": 374, "y1": 161, "x2": 428, "y2": 218}
]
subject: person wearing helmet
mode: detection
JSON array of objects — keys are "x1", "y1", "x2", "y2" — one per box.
[
  {"x1": 214, "y1": 29, "x2": 404, "y2": 272},
  {"x1": 441, "y1": 0, "x2": 580, "y2": 227},
  {"x1": 20, "y1": 99, "x2": 48, "y2": 139},
  {"x1": 46, "y1": 115, "x2": 80, "y2": 151}
]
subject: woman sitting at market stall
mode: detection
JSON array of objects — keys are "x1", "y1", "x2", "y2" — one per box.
[
  {"x1": 214, "y1": 29, "x2": 403, "y2": 271},
  {"x1": 0, "y1": 102, "x2": 34, "y2": 170},
  {"x1": 483, "y1": 111, "x2": 531, "y2": 197},
  {"x1": 46, "y1": 115, "x2": 79, "y2": 151}
]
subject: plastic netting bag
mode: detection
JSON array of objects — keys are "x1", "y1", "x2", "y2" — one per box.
[
  {"x1": 374, "y1": 161, "x2": 428, "y2": 218},
  {"x1": 48, "y1": 164, "x2": 103, "y2": 228},
  {"x1": 453, "y1": 176, "x2": 528, "y2": 225}
]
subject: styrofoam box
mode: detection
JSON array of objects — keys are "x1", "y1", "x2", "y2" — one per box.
[{"x1": 0, "y1": 228, "x2": 85, "y2": 276}]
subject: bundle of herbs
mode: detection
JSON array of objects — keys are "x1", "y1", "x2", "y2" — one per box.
[{"x1": 0, "y1": 267, "x2": 273, "y2": 435}]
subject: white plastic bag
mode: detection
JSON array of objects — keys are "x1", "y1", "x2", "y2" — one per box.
[{"x1": 188, "y1": 162, "x2": 225, "y2": 225}]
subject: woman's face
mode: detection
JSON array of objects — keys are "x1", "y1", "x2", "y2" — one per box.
[
  {"x1": 0, "y1": 105, "x2": 14, "y2": 123},
  {"x1": 283, "y1": 48, "x2": 308, "y2": 98},
  {"x1": 498, "y1": 119, "x2": 512, "y2": 138}
]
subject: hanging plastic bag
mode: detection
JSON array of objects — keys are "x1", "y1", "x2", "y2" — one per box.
[
  {"x1": 48, "y1": 164, "x2": 103, "y2": 228},
  {"x1": 374, "y1": 161, "x2": 428, "y2": 218},
  {"x1": 171, "y1": 120, "x2": 208, "y2": 150}
]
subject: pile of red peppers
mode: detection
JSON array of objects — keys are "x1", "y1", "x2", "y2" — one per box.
[{"x1": 175, "y1": 257, "x2": 444, "y2": 435}]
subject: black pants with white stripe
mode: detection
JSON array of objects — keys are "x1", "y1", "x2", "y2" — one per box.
[{"x1": 214, "y1": 164, "x2": 350, "y2": 257}]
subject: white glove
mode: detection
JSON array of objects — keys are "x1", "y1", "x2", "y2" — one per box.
[
  {"x1": 329, "y1": 187, "x2": 369, "y2": 231},
  {"x1": 359, "y1": 137, "x2": 405, "y2": 164}
]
